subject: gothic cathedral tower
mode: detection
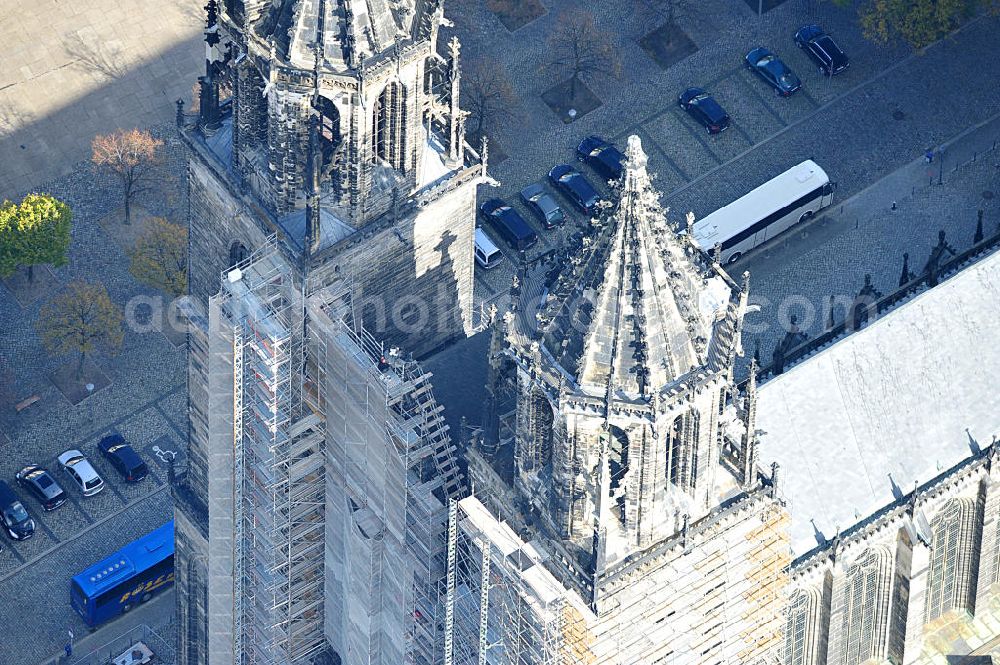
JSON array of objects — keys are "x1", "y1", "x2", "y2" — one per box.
[
  {"x1": 459, "y1": 137, "x2": 789, "y2": 664},
  {"x1": 185, "y1": 0, "x2": 482, "y2": 355},
  {"x1": 175, "y1": 2, "x2": 482, "y2": 664}
]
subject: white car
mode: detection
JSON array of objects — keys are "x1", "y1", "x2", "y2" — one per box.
[{"x1": 57, "y1": 449, "x2": 105, "y2": 496}]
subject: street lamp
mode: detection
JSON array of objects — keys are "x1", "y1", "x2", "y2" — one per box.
[{"x1": 84, "y1": 383, "x2": 95, "y2": 424}]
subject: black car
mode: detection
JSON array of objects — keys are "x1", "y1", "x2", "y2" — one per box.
[
  {"x1": 548, "y1": 164, "x2": 602, "y2": 215},
  {"x1": 15, "y1": 464, "x2": 67, "y2": 511},
  {"x1": 678, "y1": 88, "x2": 731, "y2": 134},
  {"x1": 0, "y1": 480, "x2": 35, "y2": 541},
  {"x1": 519, "y1": 183, "x2": 567, "y2": 229},
  {"x1": 98, "y1": 434, "x2": 149, "y2": 482},
  {"x1": 479, "y1": 199, "x2": 538, "y2": 252},
  {"x1": 795, "y1": 25, "x2": 850, "y2": 76},
  {"x1": 576, "y1": 136, "x2": 625, "y2": 182},
  {"x1": 745, "y1": 47, "x2": 801, "y2": 96}
]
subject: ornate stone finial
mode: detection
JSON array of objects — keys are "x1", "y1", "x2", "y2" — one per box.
[
  {"x1": 741, "y1": 270, "x2": 750, "y2": 295},
  {"x1": 987, "y1": 435, "x2": 1000, "y2": 473},
  {"x1": 829, "y1": 526, "x2": 842, "y2": 563},
  {"x1": 907, "y1": 481, "x2": 919, "y2": 514},
  {"x1": 448, "y1": 35, "x2": 461, "y2": 59},
  {"x1": 712, "y1": 242, "x2": 722, "y2": 266},
  {"x1": 624, "y1": 135, "x2": 649, "y2": 176},
  {"x1": 175, "y1": 99, "x2": 185, "y2": 127},
  {"x1": 680, "y1": 514, "x2": 690, "y2": 550},
  {"x1": 480, "y1": 135, "x2": 489, "y2": 177},
  {"x1": 205, "y1": 0, "x2": 219, "y2": 29},
  {"x1": 770, "y1": 461, "x2": 780, "y2": 497},
  {"x1": 685, "y1": 211, "x2": 695, "y2": 236}
]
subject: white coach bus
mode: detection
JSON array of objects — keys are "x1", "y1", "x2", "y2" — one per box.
[{"x1": 693, "y1": 160, "x2": 835, "y2": 264}]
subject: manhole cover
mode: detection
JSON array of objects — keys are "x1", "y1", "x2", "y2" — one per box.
[
  {"x1": 984, "y1": 190, "x2": 995, "y2": 200},
  {"x1": 892, "y1": 110, "x2": 906, "y2": 121}
]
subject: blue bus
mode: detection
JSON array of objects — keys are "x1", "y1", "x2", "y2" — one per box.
[{"x1": 70, "y1": 520, "x2": 174, "y2": 627}]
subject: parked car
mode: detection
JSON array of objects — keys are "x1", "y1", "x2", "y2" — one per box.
[
  {"x1": 548, "y1": 165, "x2": 602, "y2": 215},
  {"x1": 576, "y1": 136, "x2": 625, "y2": 182},
  {"x1": 795, "y1": 25, "x2": 849, "y2": 76},
  {"x1": 57, "y1": 449, "x2": 105, "y2": 497},
  {"x1": 474, "y1": 228, "x2": 505, "y2": 269},
  {"x1": 15, "y1": 464, "x2": 67, "y2": 511},
  {"x1": 98, "y1": 434, "x2": 149, "y2": 483},
  {"x1": 678, "y1": 88, "x2": 731, "y2": 134},
  {"x1": 519, "y1": 183, "x2": 567, "y2": 229},
  {"x1": 0, "y1": 480, "x2": 35, "y2": 541},
  {"x1": 745, "y1": 47, "x2": 801, "y2": 96},
  {"x1": 479, "y1": 199, "x2": 538, "y2": 252}
]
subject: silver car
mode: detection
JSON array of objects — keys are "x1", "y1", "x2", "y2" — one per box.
[
  {"x1": 57, "y1": 449, "x2": 105, "y2": 496},
  {"x1": 520, "y1": 183, "x2": 567, "y2": 229}
]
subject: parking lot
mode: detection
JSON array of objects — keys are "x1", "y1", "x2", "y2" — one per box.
[
  {"x1": 0, "y1": 391, "x2": 185, "y2": 579},
  {"x1": 469, "y1": 4, "x2": 1000, "y2": 349},
  {"x1": 469, "y1": 8, "x2": 878, "y2": 304}
]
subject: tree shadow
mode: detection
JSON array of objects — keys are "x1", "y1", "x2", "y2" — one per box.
[{"x1": 62, "y1": 34, "x2": 128, "y2": 81}]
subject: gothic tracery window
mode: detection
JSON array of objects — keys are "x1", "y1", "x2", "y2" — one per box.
[
  {"x1": 925, "y1": 498, "x2": 981, "y2": 622},
  {"x1": 840, "y1": 547, "x2": 893, "y2": 665},
  {"x1": 373, "y1": 81, "x2": 407, "y2": 170}
]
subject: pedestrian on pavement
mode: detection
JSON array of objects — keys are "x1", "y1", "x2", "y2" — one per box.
[{"x1": 925, "y1": 149, "x2": 934, "y2": 163}]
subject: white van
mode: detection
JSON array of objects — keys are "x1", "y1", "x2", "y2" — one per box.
[{"x1": 474, "y1": 228, "x2": 505, "y2": 269}]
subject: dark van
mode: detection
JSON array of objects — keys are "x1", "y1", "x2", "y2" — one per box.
[
  {"x1": 479, "y1": 199, "x2": 538, "y2": 252},
  {"x1": 0, "y1": 480, "x2": 35, "y2": 541}
]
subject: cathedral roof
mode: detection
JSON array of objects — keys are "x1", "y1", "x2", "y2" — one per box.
[
  {"x1": 256, "y1": 0, "x2": 439, "y2": 70},
  {"x1": 757, "y1": 246, "x2": 1000, "y2": 556},
  {"x1": 540, "y1": 136, "x2": 730, "y2": 399}
]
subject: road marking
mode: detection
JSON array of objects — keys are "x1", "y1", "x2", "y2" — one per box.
[
  {"x1": 0, "y1": 484, "x2": 169, "y2": 585},
  {"x1": 673, "y1": 108, "x2": 724, "y2": 165},
  {"x1": 4, "y1": 541, "x2": 27, "y2": 564},
  {"x1": 151, "y1": 444, "x2": 177, "y2": 464},
  {"x1": 634, "y1": 125, "x2": 690, "y2": 182},
  {"x1": 729, "y1": 121, "x2": 756, "y2": 147},
  {"x1": 35, "y1": 515, "x2": 59, "y2": 544},
  {"x1": 58, "y1": 474, "x2": 95, "y2": 525},
  {"x1": 732, "y1": 72, "x2": 789, "y2": 127},
  {"x1": 798, "y1": 86, "x2": 820, "y2": 110}
]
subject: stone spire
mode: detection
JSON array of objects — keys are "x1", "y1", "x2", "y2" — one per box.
[
  {"x1": 446, "y1": 36, "x2": 466, "y2": 167},
  {"x1": 740, "y1": 358, "x2": 759, "y2": 488},
  {"x1": 571, "y1": 135, "x2": 717, "y2": 398}
]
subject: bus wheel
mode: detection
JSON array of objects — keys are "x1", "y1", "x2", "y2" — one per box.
[
  {"x1": 727, "y1": 252, "x2": 742, "y2": 264},
  {"x1": 799, "y1": 211, "x2": 814, "y2": 223},
  {"x1": 140, "y1": 592, "x2": 152, "y2": 604},
  {"x1": 123, "y1": 603, "x2": 133, "y2": 613}
]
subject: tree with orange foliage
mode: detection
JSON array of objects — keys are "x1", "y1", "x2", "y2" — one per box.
[{"x1": 91, "y1": 129, "x2": 163, "y2": 225}]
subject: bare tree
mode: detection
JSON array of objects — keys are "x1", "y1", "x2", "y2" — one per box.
[
  {"x1": 640, "y1": 0, "x2": 691, "y2": 25},
  {"x1": 546, "y1": 10, "x2": 622, "y2": 101},
  {"x1": 462, "y1": 64, "x2": 518, "y2": 138},
  {"x1": 91, "y1": 129, "x2": 163, "y2": 225}
]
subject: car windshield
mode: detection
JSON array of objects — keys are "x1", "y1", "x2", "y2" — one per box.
[
  {"x1": 4, "y1": 502, "x2": 29, "y2": 524},
  {"x1": 85, "y1": 478, "x2": 102, "y2": 489},
  {"x1": 107, "y1": 444, "x2": 126, "y2": 453},
  {"x1": 758, "y1": 55, "x2": 776, "y2": 65},
  {"x1": 65, "y1": 456, "x2": 83, "y2": 466},
  {"x1": 693, "y1": 93, "x2": 710, "y2": 103}
]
